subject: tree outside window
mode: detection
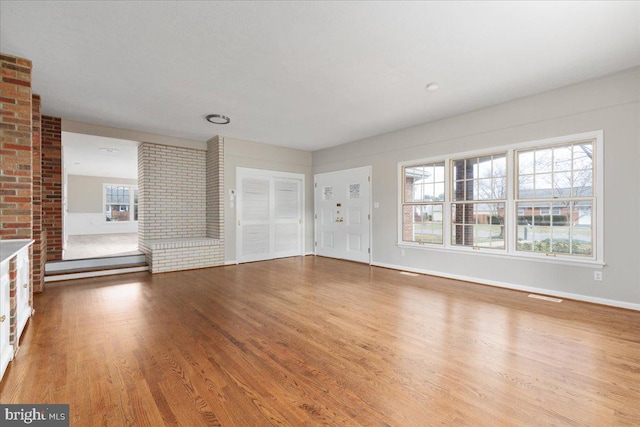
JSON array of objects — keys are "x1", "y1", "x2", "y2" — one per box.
[
  {"x1": 516, "y1": 141, "x2": 594, "y2": 256},
  {"x1": 451, "y1": 154, "x2": 506, "y2": 249}
]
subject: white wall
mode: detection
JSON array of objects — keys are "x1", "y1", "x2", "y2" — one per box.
[
  {"x1": 223, "y1": 137, "x2": 313, "y2": 263},
  {"x1": 63, "y1": 119, "x2": 206, "y2": 151},
  {"x1": 66, "y1": 213, "x2": 138, "y2": 235},
  {"x1": 66, "y1": 175, "x2": 138, "y2": 236},
  {"x1": 313, "y1": 67, "x2": 640, "y2": 308}
]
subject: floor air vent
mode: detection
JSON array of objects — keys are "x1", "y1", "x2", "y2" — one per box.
[
  {"x1": 528, "y1": 294, "x2": 562, "y2": 303},
  {"x1": 399, "y1": 271, "x2": 419, "y2": 277}
]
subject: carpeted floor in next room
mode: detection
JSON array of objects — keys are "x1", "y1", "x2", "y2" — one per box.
[{"x1": 63, "y1": 233, "x2": 141, "y2": 260}]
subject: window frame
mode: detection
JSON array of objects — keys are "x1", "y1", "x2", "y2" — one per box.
[
  {"x1": 397, "y1": 130, "x2": 604, "y2": 267},
  {"x1": 450, "y1": 152, "x2": 508, "y2": 250},
  {"x1": 103, "y1": 183, "x2": 139, "y2": 223},
  {"x1": 401, "y1": 161, "x2": 447, "y2": 245}
]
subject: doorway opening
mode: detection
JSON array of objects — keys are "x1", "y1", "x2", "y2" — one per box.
[{"x1": 62, "y1": 132, "x2": 141, "y2": 260}]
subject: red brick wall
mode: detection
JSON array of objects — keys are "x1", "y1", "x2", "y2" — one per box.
[
  {"x1": 1, "y1": 54, "x2": 33, "y2": 240},
  {"x1": 41, "y1": 116, "x2": 63, "y2": 261},
  {"x1": 402, "y1": 176, "x2": 414, "y2": 241},
  {"x1": 31, "y1": 94, "x2": 46, "y2": 292}
]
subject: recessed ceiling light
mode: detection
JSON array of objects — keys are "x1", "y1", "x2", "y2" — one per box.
[
  {"x1": 425, "y1": 82, "x2": 440, "y2": 91},
  {"x1": 100, "y1": 148, "x2": 119, "y2": 153},
  {"x1": 206, "y1": 114, "x2": 231, "y2": 125}
]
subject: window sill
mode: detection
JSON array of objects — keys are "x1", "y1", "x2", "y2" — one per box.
[{"x1": 396, "y1": 242, "x2": 605, "y2": 268}]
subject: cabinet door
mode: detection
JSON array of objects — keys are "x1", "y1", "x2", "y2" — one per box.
[
  {"x1": 16, "y1": 249, "x2": 31, "y2": 339},
  {"x1": 1, "y1": 265, "x2": 12, "y2": 381}
]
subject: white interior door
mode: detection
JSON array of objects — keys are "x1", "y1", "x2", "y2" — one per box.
[
  {"x1": 237, "y1": 168, "x2": 304, "y2": 263},
  {"x1": 239, "y1": 176, "x2": 271, "y2": 263},
  {"x1": 273, "y1": 178, "x2": 303, "y2": 258},
  {"x1": 315, "y1": 166, "x2": 371, "y2": 263}
]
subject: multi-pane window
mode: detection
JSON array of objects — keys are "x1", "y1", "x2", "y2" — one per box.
[
  {"x1": 516, "y1": 140, "x2": 594, "y2": 256},
  {"x1": 398, "y1": 132, "x2": 602, "y2": 263},
  {"x1": 451, "y1": 154, "x2": 506, "y2": 249},
  {"x1": 133, "y1": 187, "x2": 139, "y2": 221},
  {"x1": 105, "y1": 184, "x2": 138, "y2": 222},
  {"x1": 402, "y1": 162, "x2": 445, "y2": 244}
]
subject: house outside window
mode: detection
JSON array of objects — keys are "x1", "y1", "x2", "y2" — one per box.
[
  {"x1": 398, "y1": 131, "x2": 603, "y2": 265},
  {"x1": 402, "y1": 162, "x2": 445, "y2": 244},
  {"x1": 516, "y1": 141, "x2": 594, "y2": 256},
  {"x1": 104, "y1": 184, "x2": 138, "y2": 222},
  {"x1": 451, "y1": 153, "x2": 507, "y2": 249},
  {"x1": 134, "y1": 187, "x2": 139, "y2": 221}
]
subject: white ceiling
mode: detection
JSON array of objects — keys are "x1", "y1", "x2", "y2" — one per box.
[
  {"x1": 63, "y1": 132, "x2": 138, "y2": 179},
  {"x1": 2, "y1": 2, "x2": 639, "y2": 151}
]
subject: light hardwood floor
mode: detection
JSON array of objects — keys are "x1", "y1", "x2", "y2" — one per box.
[{"x1": 1, "y1": 257, "x2": 639, "y2": 426}]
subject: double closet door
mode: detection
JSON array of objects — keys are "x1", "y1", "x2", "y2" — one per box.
[{"x1": 237, "y1": 168, "x2": 304, "y2": 263}]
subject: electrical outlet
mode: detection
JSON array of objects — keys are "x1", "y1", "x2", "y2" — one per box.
[{"x1": 593, "y1": 271, "x2": 603, "y2": 281}]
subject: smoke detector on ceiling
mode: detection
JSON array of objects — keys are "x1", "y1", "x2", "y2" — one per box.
[{"x1": 425, "y1": 82, "x2": 440, "y2": 91}]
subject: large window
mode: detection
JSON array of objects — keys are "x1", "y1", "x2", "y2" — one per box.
[
  {"x1": 104, "y1": 184, "x2": 138, "y2": 222},
  {"x1": 398, "y1": 131, "x2": 603, "y2": 264},
  {"x1": 451, "y1": 153, "x2": 506, "y2": 249},
  {"x1": 516, "y1": 140, "x2": 594, "y2": 257},
  {"x1": 402, "y1": 162, "x2": 445, "y2": 244}
]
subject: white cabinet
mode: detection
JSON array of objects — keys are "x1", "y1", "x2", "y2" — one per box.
[
  {"x1": 0, "y1": 259, "x2": 13, "y2": 381},
  {"x1": 0, "y1": 240, "x2": 33, "y2": 382},
  {"x1": 16, "y1": 247, "x2": 31, "y2": 339}
]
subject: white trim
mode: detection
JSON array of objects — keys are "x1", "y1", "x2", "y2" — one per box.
[
  {"x1": 594, "y1": 130, "x2": 604, "y2": 266},
  {"x1": 398, "y1": 130, "x2": 604, "y2": 266},
  {"x1": 506, "y1": 147, "x2": 516, "y2": 253},
  {"x1": 369, "y1": 166, "x2": 373, "y2": 264},
  {"x1": 372, "y1": 261, "x2": 639, "y2": 312},
  {"x1": 224, "y1": 260, "x2": 238, "y2": 265}
]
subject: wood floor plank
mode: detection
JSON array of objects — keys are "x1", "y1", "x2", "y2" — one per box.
[{"x1": 1, "y1": 256, "x2": 639, "y2": 426}]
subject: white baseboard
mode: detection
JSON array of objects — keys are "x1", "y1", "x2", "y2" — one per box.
[{"x1": 372, "y1": 261, "x2": 640, "y2": 312}]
